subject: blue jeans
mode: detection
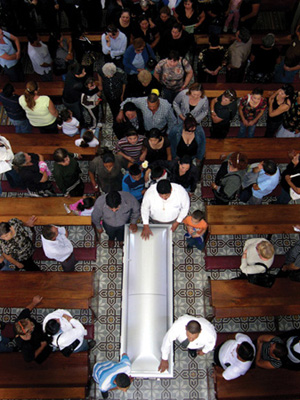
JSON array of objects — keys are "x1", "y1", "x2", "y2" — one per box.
[
  {"x1": 238, "y1": 122, "x2": 257, "y2": 138},
  {"x1": 9, "y1": 118, "x2": 32, "y2": 133},
  {"x1": 185, "y1": 234, "x2": 205, "y2": 250},
  {"x1": 0, "y1": 336, "x2": 14, "y2": 353},
  {"x1": 74, "y1": 339, "x2": 89, "y2": 353},
  {"x1": 276, "y1": 187, "x2": 291, "y2": 204},
  {"x1": 0, "y1": 259, "x2": 12, "y2": 271}
]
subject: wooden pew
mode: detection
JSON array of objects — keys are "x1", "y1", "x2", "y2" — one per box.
[
  {"x1": 206, "y1": 204, "x2": 300, "y2": 235},
  {"x1": 214, "y1": 365, "x2": 300, "y2": 400},
  {"x1": 0, "y1": 352, "x2": 88, "y2": 399},
  {"x1": 0, "y1": 197, "x2": 91, "y2": 226},
  {"x1": 210, "y1": 278, "x2": 300, "y2": 318},
  {"x1": 205, "y1": 138, "x2": 300, "y2": 163},
  {"x1": 195, "y1": 32, "x2": 292, "y2": 46},
  {"x1": 4, "y1": 81, "x2": 300, "y2": 99},
  {"x1": 0, "y1": 271, "x2": 94, "y2": 309},
  {"x1": 0, "y1": 133, "x2": 97, "y2": 159},
  {"x1": 204, "y1": 254, "x2": 285, "y2": 271}
]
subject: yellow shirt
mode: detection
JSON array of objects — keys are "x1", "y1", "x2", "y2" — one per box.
[{"x1": 19, "y1": 95, "x2": 56, "y2": 127}]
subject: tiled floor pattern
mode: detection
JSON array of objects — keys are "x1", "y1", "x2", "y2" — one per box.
[{"x1": 0, "y1": 107, "x2": 298, "y2": 400}]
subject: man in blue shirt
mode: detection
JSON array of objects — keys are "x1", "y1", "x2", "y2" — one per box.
[
  {"x1": 93, "y1": 353, "x2": 132, "y2": 399},
  {"x1": 122, "y1": 164, "x2": 145, "y2": 202}
]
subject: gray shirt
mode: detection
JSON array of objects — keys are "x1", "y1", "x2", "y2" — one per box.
[{"x1": 92, "y1": 191, "x2": 140, "y2": 229}]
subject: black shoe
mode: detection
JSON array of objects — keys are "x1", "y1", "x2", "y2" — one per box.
[
  {"x1": 0, "y1": 321, "x2": 6, "y2": 330},
  {"x1": 188, "y1": 349, "x2": 197, "y2": 358},
  {"x1": 101, "y1": 391, "x2": 109, "y2": 399},
  {"x1": 88, "y1": 339, "x2": 96, "y2": 350}
]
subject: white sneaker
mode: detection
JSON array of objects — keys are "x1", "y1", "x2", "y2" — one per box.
[{"x1": 223, "y1": 26, "x2": 228, "y2": 33}]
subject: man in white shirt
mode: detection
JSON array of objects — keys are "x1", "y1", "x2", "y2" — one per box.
[
  {"x1": 158, "y1": 314, "x2": 217, "y2": 373},
  {"x1": 43, "y1": 309, "x2": 95, "y2": 354},
  {"x1": 240, "y1": 238, "x2": 274, "y2": 275},
  {"x1": 101, "y1": 25, "x2": 127, "y2": 68},
  {"x1": 27, "y1": 32, "x2": 52, "y2": 81},
  {"x1": 41, "y1": 225, "x2": 76, "y2": 271},
  {"x1": 214, "y1": 333, "x2": 255, "y2": 380},
  {"x1": 141, "y1": 179, "x2": 189, "y2": 240}
]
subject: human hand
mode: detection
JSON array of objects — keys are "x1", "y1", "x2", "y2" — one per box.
[
  {"x1": 171, "y1": 221, "x2": 180, "y2": 232},
  {"x1": 242, "y1": 249, "x2": 247, "y2": 259},
  {"x1": 32, "y1": 295, "x2": 43, "y2": 306},
  {"x1": 63, "y1": 314, "x2": 72, "y2": 321},
  {"x1": 141, "y1": 225, "x2": 153, "y2": 240},
  {"x1": 26, "y1": 215, "x2": 37, "y2": 227},
  {"x1": 116, "y1": 111, "x2": 125, "y2": 123},
  {"x1": 97, "y1": 227, "x2": 104, "y2": 235},
  {"x1": 197, "y1": 350, "x2": 205, "y2": 356},
  {"x1": 158, "y1": 359, "x2": 169, "y2": 373},
  {"x1": 129, "y1": 223, "x2": 138, "y2": 233}
]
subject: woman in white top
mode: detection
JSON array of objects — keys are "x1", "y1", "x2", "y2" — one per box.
[
  {"x1": 19, "y1": 81, "x2": 58, "y2": 133},
  {"x1": 173, "y1": 82, "x2": 209, "y2": 124}
]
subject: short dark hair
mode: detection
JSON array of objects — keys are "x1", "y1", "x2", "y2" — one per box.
[
  {"x1": 168, "y1": 50, "x2": 180, "y2": 61},
  {"x1": 252, "y1": 88, "x2": 263, "y2": 96},
  {"x1": 147, "y1": 93, "x2": 159, "y2": 103},
  {"x1": 157, "y1": 179, "x2": 171, "y2": 194},
  {"x1": 237, "y1": 342, "x2": 254, "y2": 361},
  {"x1": 53, "y1": 148, "x2": 69, "y2": 163},
  {"x1": 27, "y1": 32, "x2": 38, "y2": 44},
  {"x1": 102, "y1": 151, "x2": 115, "y2": 164},
  {"x1": 106, "y1": 191, "x2": 121, "y2": 208},
  {"x1": 42, "y1": 225, "x2": 56, "y2": 240},
  {"x1": 160, "y1": 6, "x2": 171, "y2": 15},
  {"x1": 263, "y1": 160, "x2": 277, "y2": 175},
  {"x1": 172, "y1": 22, "x2": 183, "y2": 32},
  {"x1": 0, "y1": 222, "x2": 11, "y2": 237},
  {"x1": 107, "y1": 24, "x2": 118, "y2": 34},
  {"x1": 209, "y1": 33, "x2": 220, "y2": 47},
  {"x1": 186, "y1": 320, "x2": 201, "y2": 334},
  {"x1": 129, "y1": 164, "x2": 141, "y2": 176},
  {"x1": 151, "y1": 165, "x2": 164, "y2": 179},
  {"x1": 148, "y1": 128, "x2": 162, "y2": 140},
  {"x1": 115, "y1": 373, "x2": 131, "y2": 388},
  {"x1": 238, "y1": 27, "x2": 251, "y2": 43},
  {"x1": 45, "y1": 319, "x2": 60, "y2": 335},
  {"x1": 191, "y1": 210, "x2": 204, "y2": 221},
  {"x1": 179, "y1": 155, "x2": 192, "y2": 165},
  {"x1": 2, "y1": 83, "x2": 14, "y2": 97},
  {"x1": 123, "y1": 102, "x2": 138, "y2": 113},
  {"x1": 273, "y1": 342, "x2": 288, "y2": 359},
  {"x1": 125, "y1": 129, "x2": 138, "y2": 137}
]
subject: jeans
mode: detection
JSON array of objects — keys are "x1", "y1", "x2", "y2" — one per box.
[
  {"x1": 185, "y1": 235, "x2": 205, "y2": 250},
  {"x1": 238, "y1": 121, "x2": 257, "y2": 138},
  {"x1": 9, "y1": 118, "x2": 32, "y2": 133},
  {"x1": 0, "y1": 259, "x2": 12, "y2": 271},
  {"x1": 0, "y1": 336, "x2": 14, "y2": 353},
  {"x1": 162, "y1": 87, "x2": 180, "y2": 104},
  {"x1": 39, "y1": 70, "x2": 53, "y2": 82},
  {"x1": 4, "y1": 61, "x2": 24, "y2": 82},
  {"x1": 102, "y1": 221, "x2": 125, "y2": 241},
  {"x1": 74, "y1": 339, "x2": 89, "y2": 353},
  {"x1": 38, "y1": 121, "x2": 58, "y2": 134},
  {"x1": 276, "y1": 125, "x2": 300, "y2": 138},
  {"x1": 276, "y1": 187, "x2": 291, "y2": 204}
]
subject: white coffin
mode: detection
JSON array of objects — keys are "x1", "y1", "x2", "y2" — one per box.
[{"x1": 121, "y1": 224, "x2": 174, "y2": 378}]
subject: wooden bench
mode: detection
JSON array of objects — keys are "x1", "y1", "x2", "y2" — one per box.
[
  {"x1": 205, "y1": 138, "x2": 300, "y2": 163},
  {"x1": 0, "y1": 197, "x2": 91, "y2": 225},
  {"x1": 214, "y1": 365, "x2": 300, "y2": 400},
  {"x1": 0, "y1": 133, "x2": 97, "y2": 159},
  {"x1": 210, "y1": 278, "x2": 300, "y2": 318},
  {"x1": 0, "y1": 352, "x2": 89, "y2": 399},
  {"x1": 201, "y1": 184, "x2": 281, "y2": 199},
  {"x1": 204, "y1": 254, "x2": 285, "y2": 271},
  {"x1": 206, "y1": 204, "x2": 300, "y2": 235},
  {"x1": 0, "y1": 271, "x2": 94, "y2": 309},
  {"x1": 195, "y1": 32, "x2": 292, "y2": 46}
]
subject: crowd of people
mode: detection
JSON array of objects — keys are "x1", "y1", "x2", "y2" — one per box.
[{"x1": 0, "y1": 0, "x2": 300, "y2": 398}]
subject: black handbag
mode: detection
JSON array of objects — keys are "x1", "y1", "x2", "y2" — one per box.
[
  {"x1": 247, "y1": 262, "x2": 276, "y2": 288},
  {"x1": 57, "y1": 334, "x2": 80, "y2": 357},
  {"x1": 145, "y1": 44, "x2": 157, "y2": 71}
]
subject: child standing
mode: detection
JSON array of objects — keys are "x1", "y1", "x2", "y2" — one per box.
[
  {"x1": 81, "y1": 77, "x2": 102, "y2": 130},
  {"x1": 224, "y1": 0, "x2": 242, "y2": 33},
  {"x1": 183, "y1": 209, "x2": 208, "y2": 250},
  {"x1": 122, "y1": 164, "x2": 145, "y2": 202},
  {"x1": 57, "y1": 109, "x2": 80, "y2": 137}
]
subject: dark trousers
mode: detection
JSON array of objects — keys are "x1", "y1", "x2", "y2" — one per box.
[
  {"x1": 69, "y1": 180, "x2": 85, "y2": 197},
  {"x1": 38, "y1": 121, "x2": 58, "y2": 134},
  {"x1": 210, "y1": 122, "x2": 230, "y2": 139},
  {"x1": 61, "y1": 252, "x2": 77, "y2": 272},
  {"x1": 102, "y1": 221, "x2": 124, "y2": 241},
  {"x1": 4, "y1": 62, "x2": 24, "y2": 82},
  {"x1": 21, "y1": 257, "x2": 40, "y2": 271}
]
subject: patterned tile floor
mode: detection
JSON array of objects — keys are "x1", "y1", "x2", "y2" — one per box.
[{"x1": 0, "y1": 107, "x2": 299, "y2": 400}]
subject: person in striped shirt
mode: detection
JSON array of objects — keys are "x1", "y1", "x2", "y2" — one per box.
[
  {"x1": 115, "y1": 129, "x2": 146, "y2": 164},
  {"x1": 93, "y1": 353, "x2": 132, "y2": 399}
]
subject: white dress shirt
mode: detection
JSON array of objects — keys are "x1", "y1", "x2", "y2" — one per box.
[
  {"x1": 101, "y1": 31, "x2": 127, "y2": 59},
  {"x1": 219, "y1": 333, "x2": 256, "y2": 381},
  {"x1": 41, "y1": 226, "x2": 73, "y2": 262},
  {"x1": 240, "y1": 238, "x2": 274, "y2": 275},
  {"x1": 43, "y1": 309, "x2": 87, "y2": 351},
  {"x1": 28, "y1": 41, "x2": 52, "y2": 75},
  {"x1": 141, "y1": 183, "x2": 190, "y2": 224},
  {"x1": 161, "y1": 314, "x2": 217, "y2": 360}
]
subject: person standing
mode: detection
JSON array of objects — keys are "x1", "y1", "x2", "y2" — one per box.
[
  {"x1": 141, "y1": 179, "x2": 190, "y2": 239},
  {"x1": 0, "y1": 28, "x2": 24, "y2": 81},
  {"x1": 101, "y1": 25, "x2": 127, "y2": 68},
  {"x1": 93, "y1": 354, "x2": 132, "y2": 399},
  {"x1": 214, "y1": 333, "x2": 255, "y2": 380},
  {"x1": 158, "y1": 314, "x2": 217, "y2": 373},
  {"x1": 92, "y1": 191, "x2": 140, "y2": 248},
  {"x1": 41, "y1": 225, "x2": 77, "y2": 272},
  {"x1": 27, "y1": 32, "x2": 53, "y2": 82}
]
